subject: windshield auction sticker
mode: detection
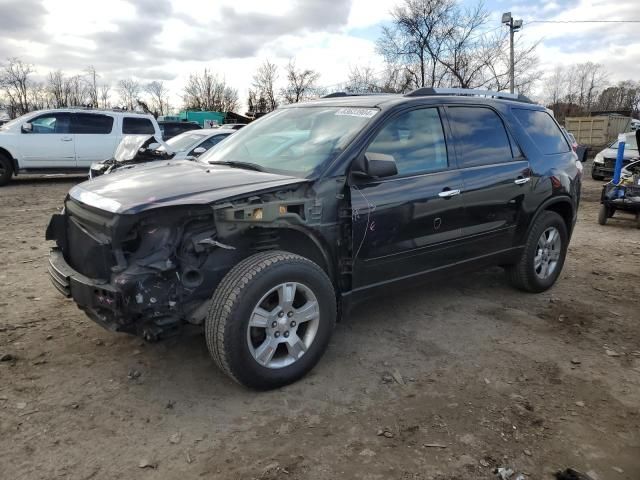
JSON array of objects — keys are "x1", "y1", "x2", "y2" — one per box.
[{"x1": 335, "y1": 108, "x2": 378, "y2": 118}]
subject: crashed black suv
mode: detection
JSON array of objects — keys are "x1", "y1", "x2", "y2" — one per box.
[{"x1": 47, "y1": 88, "x2": 582, "y2": 389}]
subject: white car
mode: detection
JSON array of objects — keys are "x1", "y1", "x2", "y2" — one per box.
[
  {"x1": 0, "y1": 108, "x2": 161, "y2": 186},
  {"x1": 159, "y1": 128, "x2": 235, "y2": 159},
  {"x1": 88, "y1": 128, "x2": 235, "y2": 178}
]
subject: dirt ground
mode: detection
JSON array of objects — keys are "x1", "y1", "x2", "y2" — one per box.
[{"x1": 1, "y1": 171, "x2": 639, "y2": 480}]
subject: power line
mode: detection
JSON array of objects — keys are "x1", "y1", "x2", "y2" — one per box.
[{"x1": 525, "y1": 20, "x2": 640, "y2": 24}]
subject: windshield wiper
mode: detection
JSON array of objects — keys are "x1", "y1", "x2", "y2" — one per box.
[{"x1": 210, "y1": 161, "x2": 264, "y2": 172}]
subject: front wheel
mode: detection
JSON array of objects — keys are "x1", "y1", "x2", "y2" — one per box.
[
  {"x1": 205, "y1": 251, "x2": 336, "y2": 390},
  {"x1": 0, "y1": 155, "x2": 13, "y2": 187},
  {"x1": 506, "y1": 211, "x2": 568, "y2": 293}
]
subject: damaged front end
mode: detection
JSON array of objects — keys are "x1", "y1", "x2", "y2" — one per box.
[
  {"x1": 45, "y1": 177, "x2": 340, "y2": 341},
  {"x1": 46, "y1": 198, "x2": 244, "y2": 340},
  {"x1": 89, "y1": 135, "x2": 174, "y2": 178}
]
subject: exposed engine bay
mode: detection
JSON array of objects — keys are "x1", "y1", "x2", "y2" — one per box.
[{"x1": 89, "y1": 135, "x2": 174, "y2": 178}]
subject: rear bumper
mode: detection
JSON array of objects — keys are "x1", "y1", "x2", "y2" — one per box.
[{"x1": 48, "y1": 248, "x2": 128, "y2": 332}]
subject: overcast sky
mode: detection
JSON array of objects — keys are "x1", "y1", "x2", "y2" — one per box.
[{"x1": 1, "y1": 0, "x2": 638, "y2": 111}]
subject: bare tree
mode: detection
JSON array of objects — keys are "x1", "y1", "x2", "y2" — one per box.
[
  {"x1": 183, "y1": 69, "x2": 239, "y2": 112},
  {"x1": 65, "y1": 75, "x2": 89, "y2": 106},
  {"x1": 85, "y1": 65, "x2": 99, "y2": 107},
  {"x1": 595, "y1": 81, "x2": 640, "y2": 116},
  {"x1": 281, "y1": 59, "x2": 320, "y2": 103},
  {"x1": 0, "y1": 57, "x2": 35, "y2": 115},
  {"x1": 145, "y1": 80, "x2": 169, "y2": 116},
  {"x1": 377, "y1": 0, "x2": 539, "y2": 92},
  {"x1": 377, "y1": 0, "x2": 455, "y2": 89},
  {"x1": 117, "y1": 78, "x2": 141, "y2": 110},
  {"x1": 99, "y1": 84, "x2": 111, "y2": 108},
  {"x1": 47, "y1": 70, "x2": 66, "y2": 107},
  {"x1": 252, "y1": 60, "x2": 278, "y2": 112}
]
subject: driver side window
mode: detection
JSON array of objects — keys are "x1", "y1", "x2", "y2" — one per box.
[
  {"x1": 366, "y1": 108, "x2": 448, "y2": 176},
  {"x1": 29, "y1": 113, "x2": 71, "y2": 134}
]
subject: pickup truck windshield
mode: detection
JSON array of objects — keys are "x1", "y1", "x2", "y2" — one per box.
[{"x1": 199, "y1": 106, "x2": 378, "y2": 176}]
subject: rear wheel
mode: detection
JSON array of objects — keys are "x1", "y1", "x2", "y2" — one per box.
[
  {"x1": 0, "y1": 155, "x2": 13, "y2": 186},
  {"x1": 205, "y1": 251, "x2": 336, "y2": 390},
  {"x1": 507, "y1": 211, "x2": 568, "y2": 293},
  {"x1": 598, "y1": 205, "x2": 609, "y2": 225}
]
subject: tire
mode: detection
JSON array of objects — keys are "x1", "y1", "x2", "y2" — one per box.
[
  {"x1": 205, "y1": 251, "x2": 336, "y2": 390},
  {"x1": 636, "y1": 213, "x2": 640, "y2": 229},
  {"x1": 506, "y1": 211, "x2": 568, "y2": 293},
  {"x1": 598, "y1": 205, "x2": 609, "y2": 225},
  {"x1": 0, "y1": 154, "x2": 13, "y2": 187},
  {"x1": 591, "y1": 172, "x2": 605, "y2": 181}
]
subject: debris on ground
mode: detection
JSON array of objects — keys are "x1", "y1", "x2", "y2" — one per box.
[
  {"x1": 127, "y1": 369, "x2": 141, "y2": 380},
  {"x1": 495, "y1": 467, "x2": 514, "y2": 480},
  {"x1": 138, "y1": 459, "x2": 157, "y2": 469},
  {"x1": 554, "y1": 468, "x2": 596, "y2": 480},
  {"x1": 1, "y1": 353, "x2": 15, "y2": 361},
  {"x1": 376, "y1": 428, "x2": 394, "y2": 438}
]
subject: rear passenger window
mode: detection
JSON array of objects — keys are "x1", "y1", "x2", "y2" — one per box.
[
  {"x1": 123, "y1": 117, "x2": 155, "y2": 135},
  {"x1": 512, "y1": 109, "x2": 570, "y2": 154},
  {"x1": 72, "y1": 114, "x2": 114, "y2": 134},
  {"x1": 448, "y1": 107, "x2": 514, "y2": 167},
  {"x1": 366, "y1": 108, "x2": 448, "y2": 176}
]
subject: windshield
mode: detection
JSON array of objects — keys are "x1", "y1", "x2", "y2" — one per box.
[
  {"x1": 199, "y1": 106, "x2": 378, "y2": 176},
  {"x1": 0, "y1": 112, "x2": 35, "y2": 131},
  {"x1": 611, "y1": 135, "x2": 638, "y2": 151},
  {"x1": 161, "y1": 132, "x2": 207, "y2": 152}
]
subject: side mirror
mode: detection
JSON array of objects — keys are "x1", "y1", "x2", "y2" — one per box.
[
  {"x1": 354, "y1": 152, "x2": 397, "y2": 179},
  {"x1": 21, "y1": 122, "x2": 32, "y2": 133},
  {"x1": 192, "y1": 147, "x2": 207, "y2": 155}
]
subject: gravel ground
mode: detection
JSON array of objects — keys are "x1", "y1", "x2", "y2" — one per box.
[{"x1": 1, "y1": 171, "x2": 639, "y2": 480}]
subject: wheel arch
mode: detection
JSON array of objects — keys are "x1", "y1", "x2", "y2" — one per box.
[
  {"x1": 268, "y1": 227, "x2": 335, "y2": 283},
  {"x1": 0, "y1": 147, "x2": 17, "y2": 172},
  {"x1": 528, "y1": 196, "x2": 575, "y2": 240}
]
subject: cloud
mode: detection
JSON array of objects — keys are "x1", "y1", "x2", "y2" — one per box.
[{"x1": 0, "y1": 0, "x2": 47, "y2": 38}]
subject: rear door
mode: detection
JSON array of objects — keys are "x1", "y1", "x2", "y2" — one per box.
[
  {"x1": 19, "y1": 112, "x2": 75, "y2": 168},
  {"x1": 445, "y1": 105, "x2": 531, "y2": 257},
  {"x1": 72, "y1": 113, "x2": 118, "y2": 167},
  {"x1": 350, "y1": 106, "x2": 467, "y2": 289}
]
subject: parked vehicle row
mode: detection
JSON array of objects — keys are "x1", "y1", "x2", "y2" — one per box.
[
  {"x1": 45, "y1": 88, "x2": 581, "y2": 389},
  {"x1": 0, "y1": 108, "x2": 160, "y2": 186}
]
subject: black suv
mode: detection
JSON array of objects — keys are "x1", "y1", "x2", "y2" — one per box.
[{"x1": 46, "y1": 88, "x2": 582, "y2": 389}]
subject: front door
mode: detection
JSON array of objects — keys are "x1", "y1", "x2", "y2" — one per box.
[
  {"x1": 19, "y1": 112, "x2": 75, "y2": 168},
  {"x1": 445, "y1": 105, "x2": 532, "y2": 257},
  {"x1": 350, "y1": 107, "x2": 466, "y2": 289}
]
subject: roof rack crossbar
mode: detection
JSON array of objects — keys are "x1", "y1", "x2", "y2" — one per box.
[{"x1": 405, "y1": 87, "x2": 533, "y2": 103}]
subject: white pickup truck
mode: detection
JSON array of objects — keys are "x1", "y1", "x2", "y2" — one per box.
[{"x1": 0, "y1": 108, "x2": 161, "y2": 186}]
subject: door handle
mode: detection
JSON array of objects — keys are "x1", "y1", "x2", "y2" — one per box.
[
  {"x1": 60, "y1": 137, "x2": 73, "y2": 142},
  {"x1": 514, "y1": 177, "x2": 530, "y2": 185},
  {"x1": 438, "y1": 188, "x2": 461, "y2": 198}
]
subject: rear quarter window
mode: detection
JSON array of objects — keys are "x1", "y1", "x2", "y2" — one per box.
[
  {"x1": 512, "y1": 109, "x2": 570, "y2": 155},
  {"x1": 122, "y1": 117, "x2": 155, "y2": 135}
]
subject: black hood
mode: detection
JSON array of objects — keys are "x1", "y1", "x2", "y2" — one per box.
[{"x1": 69, "y1": 160, "x2": 307, "y2": 214}]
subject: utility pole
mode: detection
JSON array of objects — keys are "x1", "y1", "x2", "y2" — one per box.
[{"x1": 501, "y1": 12, "x2": 523, "y2": 94}]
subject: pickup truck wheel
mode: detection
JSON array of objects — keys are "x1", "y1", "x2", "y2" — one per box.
[
  {"x1": 506, "y1": 211, "x2": 568, "y2": 293},
  {"x1": 0, "y1": 155, "x2": 13, "y2": 186},
  {"x1": 205, "y1": 251, "x2": 336, "y2": 390}
]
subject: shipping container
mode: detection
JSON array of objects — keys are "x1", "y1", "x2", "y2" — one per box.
[{"x1": 565, "y1": 115, "x2": 631, "y2": 148}]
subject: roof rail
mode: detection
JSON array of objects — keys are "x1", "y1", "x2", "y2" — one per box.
[
  {"x1": 321, "y1": 91, "x2": 390, "y2": 98},
  {"x1": 405, "y1": 87, "x2": 533, "y2": 103}
]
